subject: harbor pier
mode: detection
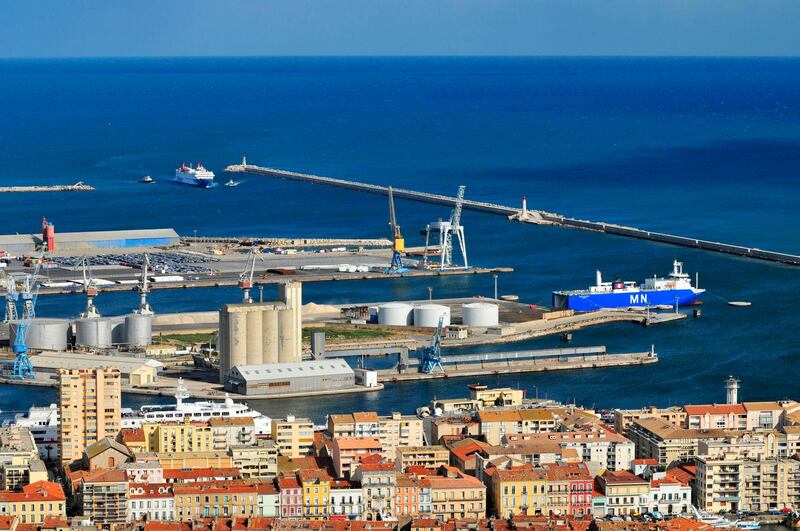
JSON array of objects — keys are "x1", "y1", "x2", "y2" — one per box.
[{"x1": 229, "y1": 162, "x2": 800, "y2": 266}]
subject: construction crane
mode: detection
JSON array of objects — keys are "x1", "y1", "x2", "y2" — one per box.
[
  {"x1": 11, "y1": 274, "x2": 38, "y2": 381},
  {"x1": 79, "y1": 256, "x2": 101, "y2": 318},
  {"x1": 3, "y1": 274, "x2": 19, "y2": 323},
  {"x1": 384, "y1": 186, "x2": 409, "y2": 274},
  {"x1": 135, "y1": 253, "x2": 153, "y2": 315},
  {"x1": 419, "y1": 315, "x2": 445, "y2": 374},
  {"x1": 239, "y1": 248, "x2": 262, "y2": 303}
]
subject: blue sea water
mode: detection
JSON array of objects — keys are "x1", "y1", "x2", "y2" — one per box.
[{"x1": 1, "y1": 57, "x2": 800, "y2": 422}]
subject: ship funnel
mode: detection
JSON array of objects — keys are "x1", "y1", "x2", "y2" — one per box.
[{"x1": 596, "y1": 270, "x2": 602, "y2": 287}]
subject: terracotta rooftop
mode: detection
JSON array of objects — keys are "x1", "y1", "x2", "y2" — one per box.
[
  {"x1": 334, "y1": 436, "x2": 382, "y2": 450},
  {"x1": 129, "y1": 482, "x2": 174, "y2": 499},
  {"x1": 684, "y1": 404, "x2": 747, "y2": 416},
  {"x1": 164, "y1": 467, "x2": 241, "y2": 480},
  {"x1": 0, "y1": 480, "x2": 66, "y2": 502},
  {"x1": 742, "y1": 401, "x2": 784, "y2": 411}
]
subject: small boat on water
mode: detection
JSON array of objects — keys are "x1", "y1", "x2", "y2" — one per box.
[
  {"x1": 225, "y1": 178, "x2": 239, "y2": 187},
  {"x1": 737, "y1": 522, "x2": 760, "y2": 530},
  {"x1": 728, "y1": 301, "x2": 752, "y2": 307},
  {"x1": 140, "y1": 175, "x2": 155, "y2": 184}
]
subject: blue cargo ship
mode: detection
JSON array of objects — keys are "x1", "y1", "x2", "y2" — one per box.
[{"x1": 552, "y1": 260, "x2": 704, "y2": 311}]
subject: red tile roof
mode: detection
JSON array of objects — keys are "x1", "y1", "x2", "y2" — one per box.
[
  {"x1": 684, "y1": 404, "x2": 746, "y2": 415},
  {"x1": 129, "y1": 482, "x2": 174, "y2": 499},
  {"x1": 164, "y1": 467, "x2": 241, "y2": 480}
]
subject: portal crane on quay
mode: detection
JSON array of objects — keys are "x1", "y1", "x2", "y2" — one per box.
[
  {"x1": 384, "y1": 186, "x2": 409, "y2": 274},
  {"x1": 79, "y1": 256, "x2": 101, "y2": 318},
  {"x1": 239, "y1": 248, "x2": 262, "y2": 303},
  {"x1": 419, "y1": 315, "x2": 445, "y2": 374},
  {"x1": 135, "y1": 253, "x2": 153, "y2": 315},
  {"x1": 11, "y1": 275, "x2": 38, "y2": 381}
]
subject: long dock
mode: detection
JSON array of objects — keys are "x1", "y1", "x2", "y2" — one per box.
[
  {"x1": 32, "y1": 266, "x2": 511, "y2": 295},
  {"x1": 0, "y1": 181, "x2": 94, "y2": 193},
  {"x1": 228, "y1": 162, "x2": 800, "y2": 266},
  {"x1": 378, "y1": 345, "x2": 658, "y2": 382}
]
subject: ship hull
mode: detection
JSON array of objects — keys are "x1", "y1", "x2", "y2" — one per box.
[
  {"x1": 174, "y1": 175, "x2": 214, "y2": 188},
  {"x1": 552, "y1": 289, "x2": 702, "y2": 311}
]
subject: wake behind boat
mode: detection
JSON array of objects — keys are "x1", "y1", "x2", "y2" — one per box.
[{"x1": 553, "y1": 260, "x2": 705, "y2": 311}]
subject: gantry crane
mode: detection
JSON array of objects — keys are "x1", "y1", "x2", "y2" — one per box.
[
  {"x1": 21, "y1": 261, "x2": 43, "y2": 320},
  {"x1": 135, "y1": 253, "x2": 153, "y2": 315},
  {"x1": 419, "y1": 315, "x2": 445, "y2": 374},
  {"x1": 239, "y1": 248, "x2": 262, "y2": 303},
  {"x1": 11, "y1": 274, "x2": 38, "y2": 381},
  {"x1": 384, "y1": 186, "x2": 409, "y2": 274},
  {"x1": 3, "y1": 274, "x2": 19, "y2": 323},
  {"x1": 79, "y1": 256, "x2": 101, "y2": 318},
  {"x1": 422, "y1": 185, "x2": 469, "y2": 270}
]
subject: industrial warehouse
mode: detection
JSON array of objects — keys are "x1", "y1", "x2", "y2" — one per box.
[
  {"x1": 224, "y1": 358, "x2": 357, "y2": 396},
  {"x1": 0, "y1": 219, "x2": 179, "y2": 254}
]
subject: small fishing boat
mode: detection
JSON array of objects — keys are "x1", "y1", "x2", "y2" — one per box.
[
  {"x1": 139, "y1": 175, "x2": 155, "y2": 184},
  {"x1": 225, "y1": 178, "x2": 239, "y2": 187},
  {"x1": 728, "y1": 301, "x2": 752, "y2": 307}
]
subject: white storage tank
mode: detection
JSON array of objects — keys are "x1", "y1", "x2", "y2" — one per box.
[
  {"x1": 110, "y1": 316, "x2": 127, "y2": 344},
  {"x1": 75, "y1": 317, "x2": 113, "y2": 348},
  {"x1": 9, "y1": 318, "x2": 70, "y2": 351},
  {"x1": 377, "y1": 302, "x2": 414, "y2": 326},
  {"x1": 125, "y1": 313, "x2": 153, "y2": 347},
  {"x1": 462, "y1": 302, "x2": 499, "y2": 327},
  {"x1": 413, "y1": 304, "x2": 451, "y2": 328}
]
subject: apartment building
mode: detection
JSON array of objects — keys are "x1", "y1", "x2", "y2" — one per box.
[
  {"x1": 626, "y1": 417, "x2": 735, "y2": 466},
  {"x1": 173, "y1": 482, "x2": 258, "y2": 520},
  {"x1": 278, "y1": 474, "x2": 303, "y2": 519},
  {"x1": 127, "y1": 483, "x2": 174, "y2": 522},
  {"x1": 474, "y1": 443, "x2": 581, "y2": 483},
  {"x1": 330, "y1": 480, "x2": 363, "y2": 519},
  {"x1": 396, "y1": 446, "x2": 450, "y2": 473},
  {"x1": 395, "y1": 473, "x2": 431, "y2": 517},
  {"x1": 231, "y1": 442, "x2": 278, "y2": 479},
  {"x1": 478, "y1": 410, "x2": 559, "y2": 445},
  {"x1": 0, "y1": 427, "x2": 47, "y2": 491},
  {"x1": 333, "y1": 437, "x2": 383, "y2": 479},
  {"x1": 467, "y1": 385, "x2": 525, "y2": 408},
  {"x1": 209, "y1": 417, "x2": 256, "y2": 450},
  {"x1": 58, "y1": 368, "x2": 121, "y2": 466},
  {"x1": 596, "y1": 470, "x2": 650, "y2": 516},
  {"x1": 505, "y1": 429, "x2": 635, "y2": 471},
  {"x1": 647, "y1": 476, "x2": 691, "y2": 515},
  {"x1": 541, "y1": 462, "x2": 593, "y2": 516},
  {"x1": 352, "y1": 462, "x2": 396, "y2": 520},
  {"x1": 423, "y1": 467, "x2": 486, "y2": 521},
  {"x1": 328, "y1": 411, "x2": 424, "y2": 458},
  {"x1": 0, "y1": 481, "x2": 66, "y2": 525},
  {"x1": 272, "y1": 416, "x2": 315, "y2": 458},
  {"x1": 80, "y1": 468, "x2": 128, "y2": 526},
  {"x1": 694, "y1": 440, "x2": 800, "y2": 514},
  {"x1": 684, "y1": 405, "x2": 748, "y2": 431},
  {"x1": 298, "y1": 469, "x2": 332, "y2": 520},
  {"x1": 613, "y1": 406, "x2": 686, "y2": 436},
  {"x1": 490, "y1": 465, "x2": 548, "y2": 518}
]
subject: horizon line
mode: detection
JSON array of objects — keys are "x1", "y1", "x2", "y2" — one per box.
[{"x1": 1, "y1": 54, "x2": 800, "y2": 61}]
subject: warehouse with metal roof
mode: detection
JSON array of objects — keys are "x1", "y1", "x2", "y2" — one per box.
[
  {"x1": 30, "y1": 352, "x2": 163, "y2": 385},
  {"x1": 225, "y1": 359, "x2": 355, "y2": 396},
  {"x1": 0, "y1": 228, "x2": 179, "y2": 253}
]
